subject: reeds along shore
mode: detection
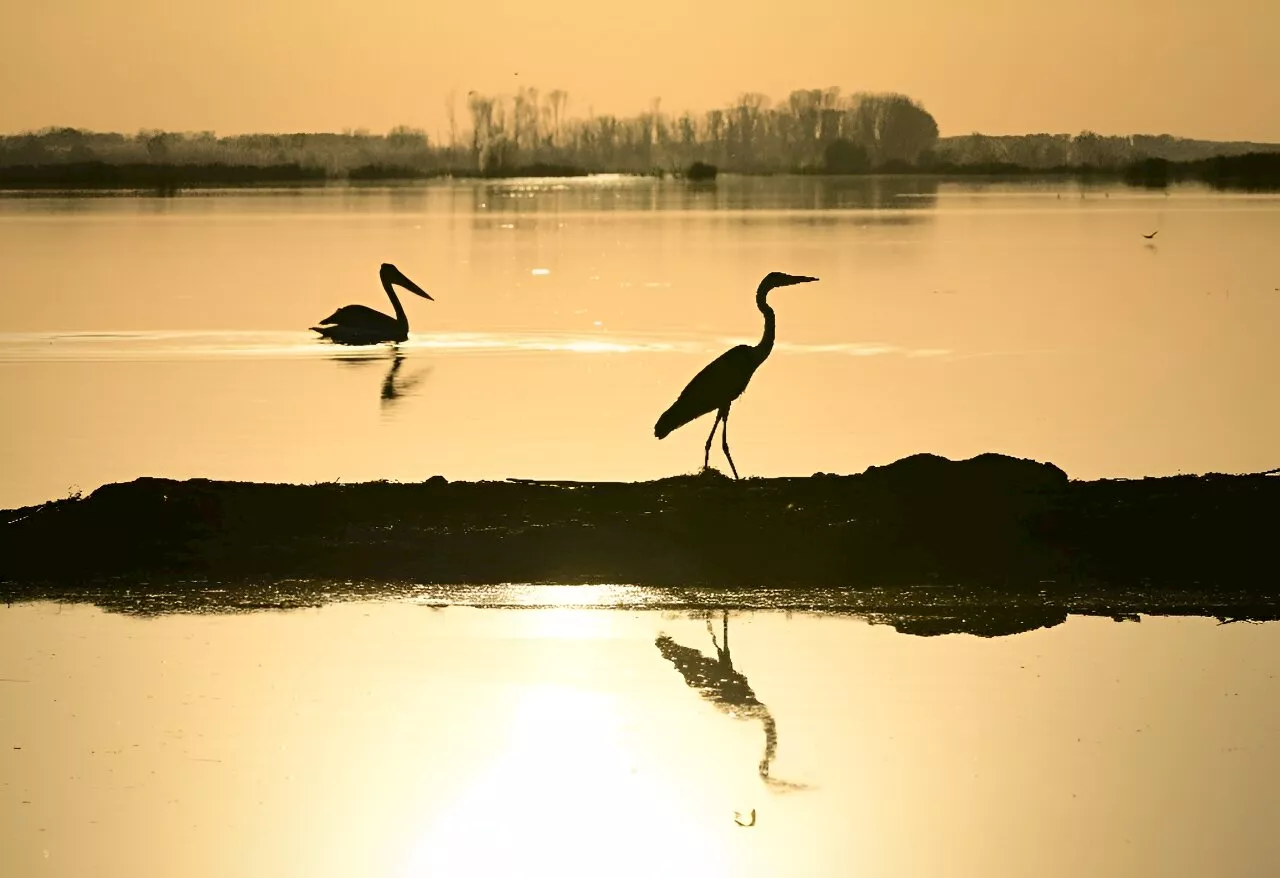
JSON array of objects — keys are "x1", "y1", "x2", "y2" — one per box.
[{"x1": 2, "y1": 152, "x2": 1276, "y2": 191}]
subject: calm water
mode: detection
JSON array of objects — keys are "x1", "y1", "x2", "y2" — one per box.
[
  {"x1": 2, "y1": 177, "x2": 1279, "y2": 508},
  {"x1": 2, "y1": 591, "x2": 1278, "y2": 877}
]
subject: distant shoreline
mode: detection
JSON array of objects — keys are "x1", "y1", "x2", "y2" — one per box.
[{"x1": 1, "y1": 152, "x2": 1278, "y2": 193}]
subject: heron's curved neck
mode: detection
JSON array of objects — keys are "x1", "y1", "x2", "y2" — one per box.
[
  {"x1": 755, "y1": 287, "x2": 775, "y2": 362},
  {"x1": 383, "y1": 279, "x2": 408, "y2": 329}
]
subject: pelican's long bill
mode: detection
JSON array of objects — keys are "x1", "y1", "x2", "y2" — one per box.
[{"x1": 380, "y1": 263, "x2": 434, "y2": 300}]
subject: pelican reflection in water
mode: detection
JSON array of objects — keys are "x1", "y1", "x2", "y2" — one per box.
[
  {"x1": 655, "y1": 611, "x2": 807, "y2": 794},
  {"x1": 329, "y1": 348, "x2": 432, "y2": 412},
  {"x1": 312, "y1": 262, "x2": 434, "y2": 345},
  {"x1": 379, "y1": 351, "x2": 431, "y2": 408}
]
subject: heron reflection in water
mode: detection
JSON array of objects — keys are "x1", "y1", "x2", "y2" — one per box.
[{"x1": 655, "y1": 611, "x2": 807, "y2": 793}]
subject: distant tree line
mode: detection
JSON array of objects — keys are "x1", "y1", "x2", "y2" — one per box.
[
  {"x1": 0, "y1": 88, "x2": 939, "y2": 177},
  {"x1": 460, "y1": 88, "x2": 939, "y2": 173},
  {"x1": 931, "y1": 131, "x2": 1279, "y2": 169},
  {"x1": 0, "y1": 86, "x2": 1277, "y2": 189}
]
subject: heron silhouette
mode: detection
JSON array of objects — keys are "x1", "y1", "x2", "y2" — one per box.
[
  {"x1": 655, "y1": 610, "x2": 807, "y2": 793},
  {"x1": 312, "y1": 263, "x2": 433, "y2": 345},
  {"x1": 654, "y1": 272, "x2": 818, "y2": 478}
]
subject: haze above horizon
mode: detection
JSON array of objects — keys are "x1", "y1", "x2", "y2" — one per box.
[{"x1": 1, "y1": 0, "x2": 1277, "y2": 142}]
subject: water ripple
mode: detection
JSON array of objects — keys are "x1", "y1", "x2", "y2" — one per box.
[{"x1": 0, "y1": 330, "x2": 952, "y2": 362}]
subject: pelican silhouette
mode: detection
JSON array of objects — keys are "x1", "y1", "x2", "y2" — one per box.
[
  {"x1": 312, "y1": 263, "x2": 434, "y2": 345},
  {"x1": 655, "y1": 611, "x2": 806, "y2": 793},
  {"x1": 654, "y1": 272, "x2": 818, "y2": 478}
]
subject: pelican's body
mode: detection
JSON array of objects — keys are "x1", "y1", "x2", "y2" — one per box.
[
  {"x1": 312, "y1": 263, "x2": 433, "y2": 345},
  {"x1": 654, "y1": 271, "x2": 818, "y2": 478}
]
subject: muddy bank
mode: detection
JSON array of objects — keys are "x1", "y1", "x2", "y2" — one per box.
[
  {"x1": 2, "y1": 453, "x2": 1276, "y2": 597},
  {"x1": 3, "y1": 579, "x2": 1275, "y2": 640}
]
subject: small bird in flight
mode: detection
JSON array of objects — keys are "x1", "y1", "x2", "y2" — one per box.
[{"x1": 1143, "y1": 230, "x2": 1159, "y2": 239}]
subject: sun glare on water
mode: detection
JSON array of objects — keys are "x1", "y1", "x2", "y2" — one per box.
[{"x1": 397, "y1": 684, "x2": 732, "y2": 878}]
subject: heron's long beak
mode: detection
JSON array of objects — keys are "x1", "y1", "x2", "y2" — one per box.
[{"x1": 782, "y1": 275, "x2": 819, "y2": 287}]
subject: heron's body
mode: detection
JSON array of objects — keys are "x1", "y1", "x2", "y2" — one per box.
[
  {"x1": 312, "y1": 263, "x2": 433, "y2": 345},
  {"x1": 654, "y1": 271, "x2": 818, "y2": 478},
  {"x1": 654, "y1": 345, "x2": 760, "y2": 439}
]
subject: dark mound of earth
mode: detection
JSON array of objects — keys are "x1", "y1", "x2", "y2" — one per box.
[{"x1": 3, "y1": 453, "x2": 1275, "y2": 599}]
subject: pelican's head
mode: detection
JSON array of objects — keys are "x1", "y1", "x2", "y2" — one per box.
[
  {"x1": 758, "y1": 272, "x2": 819, "y2": 297},
  {"x1": 380, "y1": 263, "x2": 434, "y2": 300}
]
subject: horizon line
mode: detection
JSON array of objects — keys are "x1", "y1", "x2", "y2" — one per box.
[{"x1": 7, "y1": 123, "x2": 1280, "y2": 149}]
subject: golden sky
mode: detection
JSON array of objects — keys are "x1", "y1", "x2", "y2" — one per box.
[{"x1": 2, "y1": 0, "x2": 1276, "y2": 140}]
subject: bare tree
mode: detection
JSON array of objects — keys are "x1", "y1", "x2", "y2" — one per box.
[{"x1": 445, "y1": 90, "x2": 458, "y2": 158}]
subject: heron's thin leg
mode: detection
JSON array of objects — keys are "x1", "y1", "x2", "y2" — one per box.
[
  {"x1": 703, "y1": 411, "x2": 722, "y2": 471},
  {"x1": 710, "y1": 611, "x2": 732, "y2": 662},
  {"x1": 720, "y1": 406, "x2": 740, "y2": 480}
]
